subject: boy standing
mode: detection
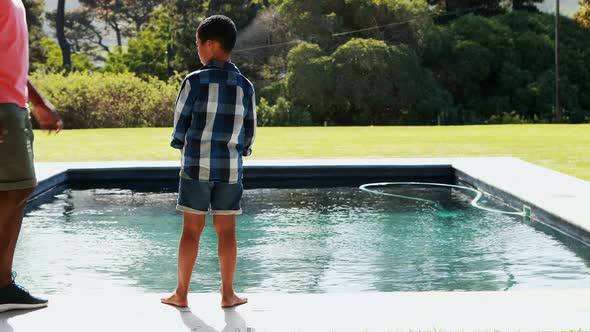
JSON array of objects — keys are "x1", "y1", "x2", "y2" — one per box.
[{"x1": 162, "y1": 15, "x2": 255, "y2": 309}]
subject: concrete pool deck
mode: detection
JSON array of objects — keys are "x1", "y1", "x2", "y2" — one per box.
[
  {"x1": 2, "y1": 290, "x2": 590, "y2": 331},
  {"x1": 4, "y1": 157, "x2": 589, "y2": 331}
]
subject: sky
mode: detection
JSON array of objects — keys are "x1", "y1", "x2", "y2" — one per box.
[{"x1": 538, "y1": 0, "x2": 581, "y2": 16}]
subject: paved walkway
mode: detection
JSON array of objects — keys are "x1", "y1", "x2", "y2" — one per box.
[{"x1": 2, "y1": 290, "x2": 590, "y2": 331}]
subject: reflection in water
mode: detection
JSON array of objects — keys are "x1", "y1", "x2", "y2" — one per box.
[
  {"x1": 12, "y1": 187, "x2": 590, "y2": 295},
  {"x1": 0, "y1": 308, "x2": 45, "y2": 332},
  {"x1": 177, "y1": 307, "x2": 253, "y2": 332},
  {"x1": 178, "y1": 307, "x2": 216, "y2": 332}
]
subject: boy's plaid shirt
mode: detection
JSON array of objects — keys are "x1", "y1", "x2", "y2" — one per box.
[{"x1": 171, "y1": 60, "x2": 256, "y2": 183}]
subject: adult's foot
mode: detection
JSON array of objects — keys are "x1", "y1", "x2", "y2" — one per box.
[
  {"x1": 221, "y1": 293, "x2": 247, "y2": 309},
  {"x1": 0, "y1": 275, "x2": 48, "y2": 313},
  {"x1": 161, "y1": 292, "x2": 188, "y2": 308}
]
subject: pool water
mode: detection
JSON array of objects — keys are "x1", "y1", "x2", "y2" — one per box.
[{"x1": 13, "y1": 186, "x2": 590, "y2": 295}]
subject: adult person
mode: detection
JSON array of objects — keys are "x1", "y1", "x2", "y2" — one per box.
[{"x1": 0, "y1": 0, "x2": 63, "y2": 313}]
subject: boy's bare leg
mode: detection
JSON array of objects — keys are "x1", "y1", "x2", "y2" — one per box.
[
  {"x1": 213, "y1": 215, "x2": 247, "y2": 308},
  {"x1": 161, "y1": 212, "x2": 206, "y2": 307},
  {"x1": 0, "y1": 189, "x2": 33, "y2": 287}
]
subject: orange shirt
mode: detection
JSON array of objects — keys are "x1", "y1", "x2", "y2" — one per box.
[{"x1": 0, "y1": 0, "x2": 29, "y2": 108}]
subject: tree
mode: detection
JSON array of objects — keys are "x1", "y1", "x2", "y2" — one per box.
[
  {"x1": 278, "y1": 0, "x2": 430, "y2": 51},
  {"x1": 286, "y1": 39, "x2": 453, "y2": 125},
  {"x1": 46, "y1": 8, "x2": 110, "y2": 57},
  {"x1": 36, "y1": 38, "x2": 94, "y2": 72},
  {"x1": 120, "y1": 0, "x2": 160, "y2": 33},
  {"x1": 103, "y1": 47, "x2": 129, "y2": 73},
  {"x1": 165, "y1": 0, "x2": 206, "y2": 72},
  {"x1": 419, "y1": 12, "x2": 590, "y2": 124},
  {"x1": 103, "y1": 2, "x2": 207, "y2": 79},
  {"x1": 232, "y1": 6, "x2": 296, "y2": 82},
  {"x1": 426, "y1": 0, "x2": 504, "y2": 17},
  {"x1": 512, "y1": 0, "x2": 543, "y2": 11},
  {"x1": 207, "y1": 0, "x2": 262, "y2": 30},
  {"x1": 285, "y1": 42, "x2": 333, "y2": 123},
  {"x1": 79, "y1": 0, "x2": 128, "y2": 47},
  {"x1": 23, "y1": 0, "x2": 48, "y2": 72},
  {"x1": 576, "y1": 0, "x2": 590, "y2": 28},
  {"x1": 56, "y1": 0, "x2": 72, "y2": 70},
  {"x1": 427, "y1": 0, "x2": 542, "y2": 17},
  {"x1": 104, "y1": 7, "x2": 172, "y2": 79}
]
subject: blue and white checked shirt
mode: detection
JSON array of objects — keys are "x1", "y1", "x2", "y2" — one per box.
[{"x1": 171, "y1": 60, "x2": 256, "y2": 183}]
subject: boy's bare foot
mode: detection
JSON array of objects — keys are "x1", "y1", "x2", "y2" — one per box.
[
  {"x1": 221, "y1": 293, "x2": 248, "y2": 308},
  {"x1": 161, "y1": 292, "x2": 188, "y2": 308}
]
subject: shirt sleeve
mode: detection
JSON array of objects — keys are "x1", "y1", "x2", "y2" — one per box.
[
  {"x1": 170, "y1": 79, "x2": 193, "y2": 149},
  {"x1": 243, "y1": 88, "x2": 256, "y2": 157}
]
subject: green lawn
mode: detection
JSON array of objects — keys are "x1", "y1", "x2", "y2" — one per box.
[{"x1": 33, "y1": 125, "x2": 590, "y2": 181}]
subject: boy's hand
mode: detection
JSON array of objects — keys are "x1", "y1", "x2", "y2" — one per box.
[{"x1": 33, "y1": 102, "x2": 63, "y2": 134}]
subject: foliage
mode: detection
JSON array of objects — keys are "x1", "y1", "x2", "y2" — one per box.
[
  {"x1": 286, "y1": 39, "x2": 452, "y2": 125},
  {"x1": 426, "y1": 0, "x2": 542, "y2": 17},
  {"x1": 34, "y1": 38, "x2": 94, "y2": 73},
  {"x1": 23, "y1": 0, "x2": 49, "y2": 72},
  {"x1": 103, "y1": 7, "x2": 173, "y2": 80},
  {"x1": 103, "y1": 47, "x2": 130, "y2": 73},
  {"x1": 119, "y1": 0, "x2": 161, "y2": 33},
  {"x1": 232, "y1": 7, "x2": 295, "y2": 82},
  {"x1": 576, "y1": 0, "x2": 590, "y2": 28},
  {"x1": 30, "y1": 72, "x2": 177, "y2": 128},
  {"x1": 30, "y1": 1, "x2": 590, "y2": 126},
  {"x1": 278, "y1": 0, "x2": 430, "y2": 51},
  {"x1": 207, "y1": 0, "x2": 263, "y2": 30},
  {"x1": 419, "y1": 12, "x2": 590, "y2": 124},
  {"x1": 46, "y1": 8, "x2": 110, "y2": 60},
  {"x1": 78, "y1": 0, "x2": 128, "y2": 46},
  {"x1": 257, "y1": 97, "x2": 312, "y2": 126},
  {"x1": 123, "y1": 19, "x2": 171, "y2": 79}
]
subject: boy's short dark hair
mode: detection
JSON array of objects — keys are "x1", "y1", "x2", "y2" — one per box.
[{"x1": 197, "y1": 15, "x2": 237, "y2": 53}]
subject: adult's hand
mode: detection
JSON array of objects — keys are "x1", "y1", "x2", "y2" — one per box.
[
  {"x1": 27, "y1": 80, "x2": 63, "y2": 134},
  {"x1": 33, "y1": 102, "x2": 63, "y2": 134},
  {"x1": 0, "y1": 120, "x2": 6, "y2": 143}
]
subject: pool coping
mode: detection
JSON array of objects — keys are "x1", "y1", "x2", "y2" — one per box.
[{"x1": 30, "y1": 157, "x2": 590, "y2": 246}]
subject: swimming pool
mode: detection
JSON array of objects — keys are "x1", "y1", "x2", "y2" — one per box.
[{"x1": 13, "y1": 184, "x2": 590, "y2": 295}]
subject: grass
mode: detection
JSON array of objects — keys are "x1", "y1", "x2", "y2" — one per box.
[{"x1": 33, "y1": 124, "x2": 590, "y2": 181}]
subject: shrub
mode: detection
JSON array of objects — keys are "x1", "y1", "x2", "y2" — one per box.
[
  {"x1": 31, "y1": 72, "x2": 178, "y2": 128},
  {"x1": 257, "y1": 97, "x2": 312, "y2": 126}
]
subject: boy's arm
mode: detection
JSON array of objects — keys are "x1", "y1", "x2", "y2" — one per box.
[
  {"x1": 243, "y1": 89, "x2": 256, "y2": 156},
  {"x1": 171, "y1": 79, "x2": 194, "y2": 149}
]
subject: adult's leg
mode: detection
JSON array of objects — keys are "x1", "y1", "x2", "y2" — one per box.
[
  {"x1": 213, "y1": 215, "x2": 247, "y2": 308},
  {"x1": 161, "y1": 212, "x2": 206, "y2": 307},
  {"x1": 0, "y1": 188, "x2": 33, "y2": 287},
  {"x1": 0, "y1": 105, "x2": 36, "y2": 288}
]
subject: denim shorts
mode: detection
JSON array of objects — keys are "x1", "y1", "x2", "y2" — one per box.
[
  {"x1": 176, "y1": 175, "x2": 243, "y2": 215},
  {"x1": 0, "y1": 104, "x2": 36, "y2": 191}
]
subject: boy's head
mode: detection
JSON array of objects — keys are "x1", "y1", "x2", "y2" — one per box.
[{"x1": 196, "y1": 15, "x2": 237, "y2": 64}]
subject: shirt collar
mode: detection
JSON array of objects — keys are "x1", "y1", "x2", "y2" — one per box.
[{"x1": 203, "y1": 60, "x2": 240, "y2": 73}]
